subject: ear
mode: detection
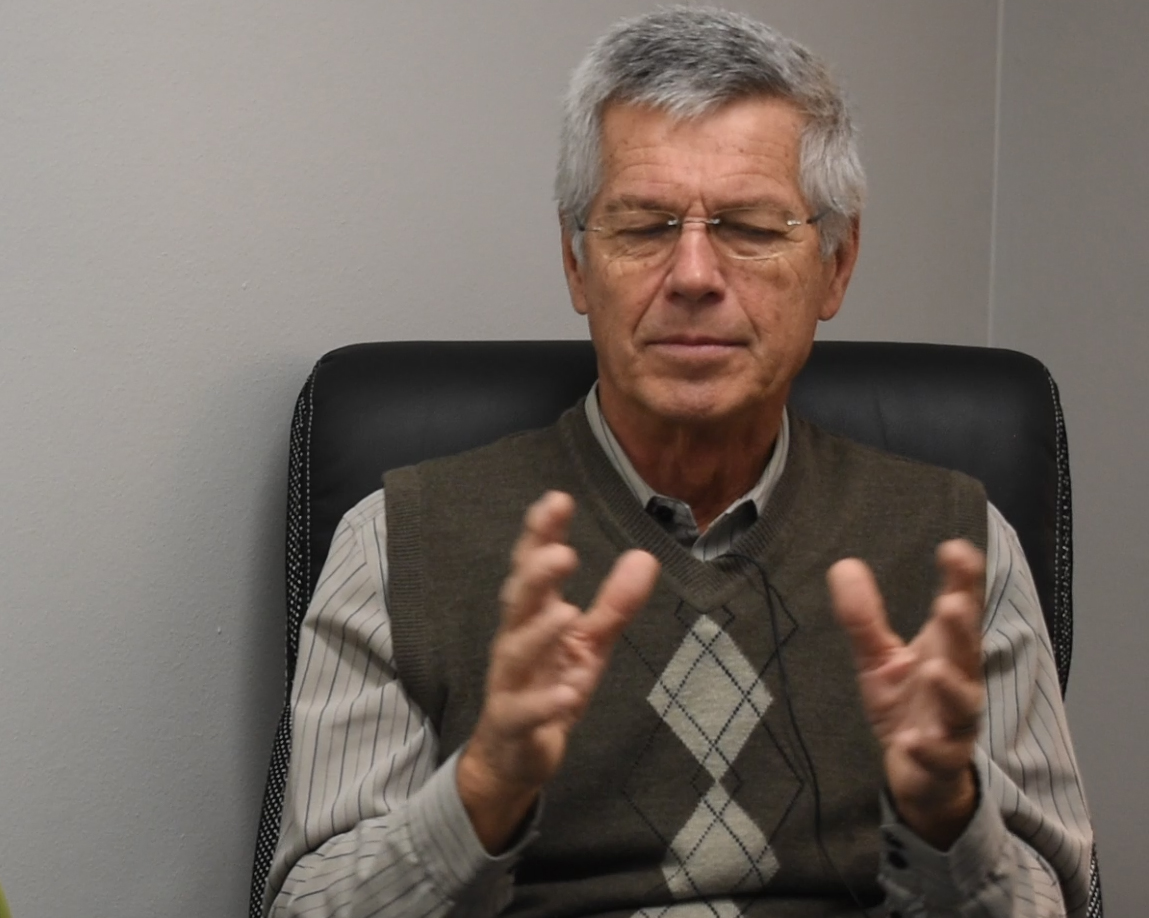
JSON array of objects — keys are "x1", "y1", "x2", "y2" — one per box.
[
  {"x1": 817, "y1": 216, "x2": 861, "y2": 322},
  {"x1": 561, "y1": 224, "x2": 590, "y2": 317}
]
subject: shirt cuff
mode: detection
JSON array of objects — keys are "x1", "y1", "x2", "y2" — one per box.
[
  {"x1": 878, "y1": 752, "x2": 1008, "y2": 910},
  {"x1": 407, "y1": 749, "x2": 541, "y2": 906}
]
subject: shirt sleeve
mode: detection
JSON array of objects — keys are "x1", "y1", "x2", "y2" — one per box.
[
  {"x1": 877, "y1": 503, "x2": 1093, "y2": 917},
  {"x1": 264, "y1": 490, "x2": 534, "y2": 918}
]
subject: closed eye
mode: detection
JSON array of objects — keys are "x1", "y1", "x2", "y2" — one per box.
[
  {"x1": 716, "y1": 218, "x2": 786, "y2": 240},
  {"x1": 616, "y1": 222, "x2": 676, "y2": 239}
]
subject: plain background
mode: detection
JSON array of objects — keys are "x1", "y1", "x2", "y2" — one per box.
[{"x1": 0, "y1": 1, "x2": 1144, "y2": 914}]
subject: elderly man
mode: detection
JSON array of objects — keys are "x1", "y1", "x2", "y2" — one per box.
[{"x1": 264, "y1": 8, "x2": 1092, "y2": 918}]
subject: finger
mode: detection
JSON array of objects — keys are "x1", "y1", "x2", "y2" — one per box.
[
  {"x1": 936, "y1": 539, "x2": 986, "y2": 608},
  {"x1": 510, "y1": 491, "x2": 576, "y2": 569},
  {"x1": 582, "y1": 550, "x2": 661, "y2": 645},
  {"x1": 918, "y1": 657, "x2": 985, "y2": 740},
  {"x1": 891, "y1": 725, "x2": 975, "y2": 782},
  {"x1": 890, "y1": 659, "x2": 983, "y2": 777},
  {"x1": 826, "y1": 558, "x2": 903, "y2": 671},
  {"x1": 499, "y1": 542, "x2": 578, "y2": 626},
  {"x1": 492, "y1": 599, "x2": 580, "y2": 683},
  {"x1": 554, "y1": 661, "x2": 600, "y2": 721},
  {"x1": 924, "y1": 589, "x2": 984, "y2": 679},
  {"x1": 486, "y1": 682, "x2": 582, "y2": 735},
  {"x1": 922, "y1": 540, "x2": 986, "y2": 676}
]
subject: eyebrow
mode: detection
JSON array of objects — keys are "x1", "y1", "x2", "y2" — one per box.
[
  {"x1": 601, "y1": 195, "x2": 676, "y2": 214},
  {"x1": 600, "y1": 194, "x2": 796, "y2": 214}
]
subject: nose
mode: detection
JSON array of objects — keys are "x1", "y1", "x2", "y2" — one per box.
[{"x1": 665, "y1": 220, "x2": 726, "y2": 304}]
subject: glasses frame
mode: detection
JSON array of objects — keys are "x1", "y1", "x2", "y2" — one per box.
[{"x1": 576, "y1": 207, "x2": 829, "y2": 263}]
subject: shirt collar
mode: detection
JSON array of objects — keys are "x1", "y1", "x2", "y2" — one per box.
[{"x1": 583, "y1": 382, "x2": 789, "y2": 536}]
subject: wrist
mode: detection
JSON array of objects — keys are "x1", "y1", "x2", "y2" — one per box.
[
  {"x1": 457, "y1": 743, "x2": 541, "y2": 855},
  {"x1": 892, "y1": 765, "x2": 979, "y2": 851}
]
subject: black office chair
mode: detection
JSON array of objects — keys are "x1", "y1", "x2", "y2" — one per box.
[{"x1": 249, "y1": 340, "x2": 1102, "y2": 918}]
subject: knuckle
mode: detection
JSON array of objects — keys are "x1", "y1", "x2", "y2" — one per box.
[
  {"x1": 535, "y1": 544, "x2": 576, "y2": 580},
  {"x1": 524, "y1": 496, "x2": 549, "y2": 527},
  {"x1": 934, "y1": 594, "x2": 968, "y2": 620},
  {"x1": 920, "y1": 657, "x2": 951, "y2": 685},
  {"x1": 510, "y1": 537, "x2": 534, "y2": 570},
  {"x1": 498, "y1": 578, "x2": 521, "y2": 612}
]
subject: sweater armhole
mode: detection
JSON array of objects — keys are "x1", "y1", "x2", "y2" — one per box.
[
  {"x1": 384, "y1": 466, "x2": 443, "y2": 734},
  {"x1": 951, "y1": 474, "x2": 989, "y2": 555}
]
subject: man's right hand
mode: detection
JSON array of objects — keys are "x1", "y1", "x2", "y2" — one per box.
[{"x1": 456, "y1": 490, "x2": 660, "y2": 854}]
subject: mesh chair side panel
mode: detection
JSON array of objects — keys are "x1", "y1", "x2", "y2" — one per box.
[
  {"x1": 1088, "y1": 843, "x2": 1104, "y2": 918},
  {"x1": 249, "y1": 366, "x2": 317, "y2": 918},
  {"x1": 1048, "y1": 372, "x2": 1074, "y2": 697},
  {"x1": 285, "y1": 366, "x2": 317, "y2": 683},
  {"x1": 1045, "y1": 373, "x2": 1103, "y2": 918}
]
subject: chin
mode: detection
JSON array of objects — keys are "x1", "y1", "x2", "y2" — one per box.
[{"x1": 637, "y1": 383, "x2": 753, "y2": 428}]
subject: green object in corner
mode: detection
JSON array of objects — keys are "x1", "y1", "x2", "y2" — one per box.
[{"x1": 0, "y1": 883, "x2": 10, "y2": 918}]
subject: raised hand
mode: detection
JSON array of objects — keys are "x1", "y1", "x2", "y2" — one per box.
[
  {"x1": 826, "y1": 540, "x2": 986, "y2": 849},
  {"x1": 457, "y1": 491, "x2": 661, "y2": 853}
]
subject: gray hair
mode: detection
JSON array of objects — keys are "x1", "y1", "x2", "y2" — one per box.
[{"x1": 556, "y1": 6, "x2": 865, "y2": 259}]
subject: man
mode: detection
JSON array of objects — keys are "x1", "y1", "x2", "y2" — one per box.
[{"x1": 265, "y1": 8, "x2": 1092, "y2": 917}]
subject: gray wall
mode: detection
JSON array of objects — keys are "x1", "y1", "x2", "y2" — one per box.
[
  {"x1": 0, "y1": 1, "x2": 1134, "y2": 915},
  {"x1": 994, "y1": 3, "x2": 1149, "y2": 913}
]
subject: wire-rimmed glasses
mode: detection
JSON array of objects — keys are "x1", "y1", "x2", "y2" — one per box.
[{"x1": 578, "y1": 205, "x2": 827, "y2": 266}]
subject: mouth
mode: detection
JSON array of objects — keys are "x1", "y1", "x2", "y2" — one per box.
[{"x1": 647, "y1": 336, "x2": 745, "y2": 357}]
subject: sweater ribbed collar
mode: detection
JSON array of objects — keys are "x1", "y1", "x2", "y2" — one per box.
[
  {"x1": 583, "y1": 384, "x2": 789, "y2": 558},
  {"x1": 560, "y1": 402, "x2": 810, "y2": 611}
]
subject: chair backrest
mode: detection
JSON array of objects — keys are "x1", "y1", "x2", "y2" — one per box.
[{"x1": 250, "y1": 339, "x2": 1099, "y2": 917}]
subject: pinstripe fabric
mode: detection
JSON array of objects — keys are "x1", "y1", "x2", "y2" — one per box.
[
  {"x1": 265, "y1": 401, "x2": 1092, "y2": 918},
  {"x1": 876, "y1": 508, "x2": 1092, "y2": 916}
]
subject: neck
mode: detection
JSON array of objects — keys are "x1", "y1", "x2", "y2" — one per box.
[{"x1": 599, "y1": 391, "x2": 784, "y2": 532}]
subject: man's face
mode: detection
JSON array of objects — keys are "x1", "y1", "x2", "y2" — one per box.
[{"x1": 562, "y1": 97, "x2": 858, "y2": 434}]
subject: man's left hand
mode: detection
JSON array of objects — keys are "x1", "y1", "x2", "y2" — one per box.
[{"x1": 826, "y1": 539, "x2": 986, "y2": 850}]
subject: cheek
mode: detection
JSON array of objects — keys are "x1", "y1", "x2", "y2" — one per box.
[
  {"x1": 735, "y1": 260, "x2": 826, "y2": 348},
  {"x1": 586, "y1": 267, "x2": 662, "y2": 334},
  {"x1": 766, "y1": 253, "x2": 813, "y2": 295},
  {"x1": 732, "y1": 263, "x2": 795, "y2": 323},
  {"x1": 759, "y1": 254, "x2": 828, "y2": 318}
]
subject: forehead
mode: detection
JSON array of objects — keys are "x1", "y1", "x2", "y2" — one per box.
[{"x1": 596, "y1": 97, "x2": 808, "y2": 210}]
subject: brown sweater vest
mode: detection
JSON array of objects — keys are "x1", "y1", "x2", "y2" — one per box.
[{"x1": 384, "y1": 405, "x2": 986, "y2": 918}]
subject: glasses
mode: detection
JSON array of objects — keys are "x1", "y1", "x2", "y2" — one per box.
[{"x1": 578, "y1": 205, "x2": 827, "y2": 265}]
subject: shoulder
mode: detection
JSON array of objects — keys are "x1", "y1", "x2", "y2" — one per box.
[
  {"x1": 419, "y1": 422, "x2": 566, "y2": 476},
  {"x1": 790, "y1": 413, "x2": 987, "y2": 497},
  {"x1": 383, "y1": 413, "x2": 577, "y2": 513},
  {"x1": 340, "y1": 487, "x2": 388, "y2": 533},
  {"x1": 783, "y1": 414, "x2": 988, "y2": 553},
  {"x1": 318, "y1": 488, "x2": 390, "y2": 580}
]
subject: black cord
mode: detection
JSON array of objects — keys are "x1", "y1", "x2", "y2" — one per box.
[{"x1": 727, "y1": 551, "x2": 876, "y2": 918}]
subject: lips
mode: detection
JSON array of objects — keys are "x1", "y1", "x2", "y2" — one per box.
[
  {"x1": 644, "y1": 338, "x2": 746, "y2": 371},
  {"x1": 647, "y1": 336, "x2": 746, "y2": 354},
  {"x1": 655, "y1": 336, "x2": 741, "y2": 346}
]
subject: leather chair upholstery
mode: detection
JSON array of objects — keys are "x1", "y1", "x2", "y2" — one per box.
[{"x1": 250, "y1": 339, "x2": 1101, "y2": 917}]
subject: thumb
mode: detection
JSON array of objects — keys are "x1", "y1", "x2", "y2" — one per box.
[{"x1": 583, "y1": 550, "x2": 661, "y2": 645}]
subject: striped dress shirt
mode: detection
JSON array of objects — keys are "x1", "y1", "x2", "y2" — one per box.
[{"x1": 266, "y1": 394, "x2": 1093, "y2": 918}]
